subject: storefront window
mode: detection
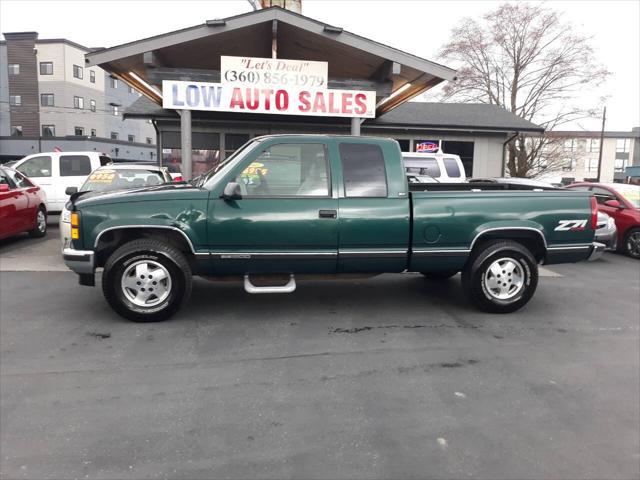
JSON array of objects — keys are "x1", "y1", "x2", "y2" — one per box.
[
  {"x1": 441, "y1": 141, "x2": 474, "y2": 176},
  {"x1": 161, "y1": 132, "x2": 221, "y2": 177},
  {"x1": 225, "y1": 133, "x2": 250, "y2": 159},
  {"x1": 394, "y1": 139, "x2": 410, "y2": 152}
]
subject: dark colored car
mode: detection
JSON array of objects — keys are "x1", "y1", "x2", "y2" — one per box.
[
  {"x1": 566, "y1": 182, "x2": 640, "y2": 258},
  {"x1": 0, "y1": 166, "x2": 48, "y2": 240}
]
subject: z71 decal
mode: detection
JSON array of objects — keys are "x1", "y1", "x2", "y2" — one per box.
[{"x1": 554, "y1": 220, "x2": 587, "y2": 231}]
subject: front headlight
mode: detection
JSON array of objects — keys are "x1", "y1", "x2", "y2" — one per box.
[{"x1": 61, "y1": 209, "x2": 71, "y2": 223}]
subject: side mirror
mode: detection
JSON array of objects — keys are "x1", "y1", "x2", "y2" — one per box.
[
  {"x1": 222, "y1": 182, "x2": 242, "y2": 200},
  {"x1": 0, "y1": 184, "x2": 10, "y2": 193},
  {"x1": 604, "y1": 199, "x2": 623, "y2": 209},
  {"x1": 65, "y1": 186, "x2": 78, "y2": 196}
]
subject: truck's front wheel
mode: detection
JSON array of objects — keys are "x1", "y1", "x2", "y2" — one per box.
[
  {"x1": 462, "y1": 240, "x2": 538, "y2": 313},
  {"x1": 102, "y1": 239, "x2": 192, "y2": 322}
]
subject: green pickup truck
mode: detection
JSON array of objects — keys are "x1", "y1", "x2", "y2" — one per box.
[{"x1": 62, "y1": 135, "x2": 602, "y2": 322}]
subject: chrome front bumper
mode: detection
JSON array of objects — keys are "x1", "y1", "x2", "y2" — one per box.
[
  {"x1": 587, "y1": 242, "x2": 606, "y2": 261},
  {"x1": 63, "y1": 247, "x2": 95, "y2": 274}
]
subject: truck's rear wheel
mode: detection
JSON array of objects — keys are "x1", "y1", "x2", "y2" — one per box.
[
  {"x1": 102, "y1": 239, "x2": 192, "y2": 322},
  {"x1": 462, "y1": 240, "x2": 538, "y2": 313}
]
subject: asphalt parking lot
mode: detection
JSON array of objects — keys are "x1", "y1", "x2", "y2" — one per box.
[{"x1": 1, "y1": 224, "x2": 639, "y2": 479}]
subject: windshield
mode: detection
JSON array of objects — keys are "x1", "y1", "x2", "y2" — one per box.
[
  {"x1": 81, "y1": 169, "x2": 166, "y2": 192},
  {"x1": 613, "y1": 184, "x2": 640, "y2": 208},
  {"x1": 199, "y1": 139, "x2": 262, "y2": 188}
]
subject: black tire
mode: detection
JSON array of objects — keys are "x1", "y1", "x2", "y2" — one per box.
[
  {"x1": 28, "y1": 206, "x2": 47, "y2": 238},
  {"x1": 421, "y1": 270, "x2": 459, "y2": 280},
  {"x1": 461, "y1": 240, "x2": 538, "y2": 314},
  {"x1": 622, "y1": 228, "x2": 640, "y2": 259},
  {"x1": 102, "y1": 239, "x2": 192, "y2": 322}
]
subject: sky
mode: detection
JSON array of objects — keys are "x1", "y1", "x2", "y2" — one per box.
[{"x1": 1, "y1": 0, "x2": 638, "y2": 131}]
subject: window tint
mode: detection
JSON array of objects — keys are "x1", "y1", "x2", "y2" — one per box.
[
  {"x1": 6, "y1": 170, "x2": 33, "y2": 188},
  {"x1": 591, "y1": 187, "x2": 617, "y2": 205},
  {"x1": 99, "y1": 156, "x2": 112, "y2": 166},
  {"x1": 17, "y1": 156, "x2": 52, "y2": 178},
  {"x1": 443, "y1": 157, "x2": 461, "y2": 177},
  {"x1": 403, "y1": 156, "x2": 441, "y2": 178},
  {"x1": 60, "y1": 155, "x2": 92, "y2": 176},
  {"x1": 340, "y1": 143, "x2": 387, "y2": 197},
  {"x1": 238, "y1": 143, "x2": 329, "y2": 197}
]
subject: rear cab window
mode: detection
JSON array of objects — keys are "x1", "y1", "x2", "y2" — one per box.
[
  {"x1": 403, "y1": 156, "x2": 441, "y2": 178},
  {"x1": 99, "y1": 155, "x2": 112, "y2": 166},
  {"x1": 339, "y1": 142, "x2": 387, "y2": 197},
  {"x1": 443, "y1": 157, "x2": 461, "y2": 178}
]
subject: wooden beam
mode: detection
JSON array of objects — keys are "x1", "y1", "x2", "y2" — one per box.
[{"x1": 372, "y1": 60, "x2": 401, "y2": 82}]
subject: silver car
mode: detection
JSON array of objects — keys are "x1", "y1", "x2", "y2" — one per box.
[{"x1": 595, "y1": 210, "x2": 617, "y2": 250}]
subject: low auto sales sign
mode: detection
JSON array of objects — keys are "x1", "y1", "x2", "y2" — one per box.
[{"x1": 162, "y1": 56, "x2": 376, "y2": 118}]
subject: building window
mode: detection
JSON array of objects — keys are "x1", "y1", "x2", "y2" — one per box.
[
  {"x1": 128, "y1": 134, "x2": 135, "y2": 142},
  {"x1": 8, "y1": 64, "x2": 20, "y2": 75},
  {"x1": 73, "y1": 96, "x2": 84, "y2": 109},
  {"x1": 11, "y1": 125, "x2": 23, "y2": 137},
  {"x1": 615, "y1": 158, "x2": 628, "y2": 172},
  {"x1": 73, "y1": 64, "x2": 83, "y2": 79},
  {"x1": 616, "y1": 138, "x2": 629, "y2": 153},
  {"x1": 562, "y1": 159, "x2": 575, "y2": 171},
  {"x1": 394, "y1": 139, "x2": 411, "y2": 152},
  {"x1": 42, "y1": 125, "x2": 55, "y2": 137},
  {"x1": 40, "y1": 94, "x2": 54, "y2": 107},
  {"x1": 112, "y1": 105, "x2": 119, "y2": 116},
  {"x1": 111, "y1": 132, "x2": 119, "y2": 140},
  {"x1": 224, "y1": 133, "x2": 250, "y2": 158},
  {"x1": 74, "y1": 127, "x2": 84, "y2": 136},
  {"x1": 563, "y1": 139, "x2": 576, "y2": 152},
  {"x1": 109, "y1": 76, "x2": 118, "y2": 88},
  {"x1": 39, "y1": 62, "x2": 53, "y2": 75},
  {"x1": 588, "y1": 157, "x2": 599, "y2": 172},
  {"x1": 589, "y1": 138, "x2": 600, "y2": 153},
  {"x1": 146, "y1": 137, "x2": 153, "y2": 145},
  {"x1": 91, "y1": 129, "x2": 96, "y2": 137},
  {"x1": 9, "y1": 95, "x2": 21, "y2": 106},
  {"x1": 90, "y1": 99, "x2": 96, "y2": 112},
  {"x1": 90, "y1": 70, "x2": 95, "y2": 83}
]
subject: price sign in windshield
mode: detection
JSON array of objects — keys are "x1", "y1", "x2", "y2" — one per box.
[{"x1": 221, "y1": 56, "x2": 328, "y2": 90}]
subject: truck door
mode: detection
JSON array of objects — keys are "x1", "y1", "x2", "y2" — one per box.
[
  {"x1": 207, "y1": 140, "x2": 338, "y2": 274},
  {"x1": 335, "y1": 140, "x2": 410, "y2": 273}
]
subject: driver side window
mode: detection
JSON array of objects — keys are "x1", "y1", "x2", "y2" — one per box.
[
  {"x1": 17, "y1": 156, "x2": 52, "y2": 178},
  {"x1": 237, "y1": 143, "x2": 330, "y2": 197}
]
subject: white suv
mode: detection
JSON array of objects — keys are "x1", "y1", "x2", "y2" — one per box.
[{"x1": 12, "y1": 151, "x2": 111, "y2": 212}]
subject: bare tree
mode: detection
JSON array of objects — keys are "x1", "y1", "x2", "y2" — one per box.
[{"x1": 439, "y1": 3, "x2": 609, "y2": 177}]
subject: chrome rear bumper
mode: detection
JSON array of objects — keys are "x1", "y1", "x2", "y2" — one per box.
[{"x1": 587, "y1": 242, "x2": 606, "y2": 261}]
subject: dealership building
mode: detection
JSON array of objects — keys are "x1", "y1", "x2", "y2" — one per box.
[{"x1": 83, "y1": 5, "x2": 541, "y2": 179}]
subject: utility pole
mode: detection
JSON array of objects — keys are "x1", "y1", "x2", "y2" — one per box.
[{"x1": 596, "y1": 106, "x2": 606, "y2": 182}]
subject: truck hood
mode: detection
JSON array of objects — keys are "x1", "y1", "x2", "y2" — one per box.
[{"x1": 73, "y1": 183, "x2": 206, "y2": 208}]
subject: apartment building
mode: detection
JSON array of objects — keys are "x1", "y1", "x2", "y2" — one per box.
[
  {"x1": 535, "y1": 129, "x2": 640, "y2": 184},
  {"x1": 0, "y1": 32, "x2": 156, "y2": 162}
]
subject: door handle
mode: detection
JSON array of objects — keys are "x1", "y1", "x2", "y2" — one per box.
[{"x1": 319, "y1": 209, "x2": 337, "y2": 219}]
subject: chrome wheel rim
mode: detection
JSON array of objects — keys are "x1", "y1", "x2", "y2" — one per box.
[
  {"x1": 483, "y1": 257, "x2": 525, "y2": 300},
  {"x1": 121, "y1": 260, "x2": 172, "y2": 307},
  {"x1": 628, "y1": 232, "x2": 640, "y2": 257},
  {"x1": 37, "y1": 210, "x2": 46, "y2": 232}
]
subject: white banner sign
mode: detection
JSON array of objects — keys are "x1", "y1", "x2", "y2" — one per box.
[
  {"x1": 221, "y1": 56, "x2": 328, "y2": 90},
  {"x1": 162, "y1": 80, "x2": 376, "y2": 118}
]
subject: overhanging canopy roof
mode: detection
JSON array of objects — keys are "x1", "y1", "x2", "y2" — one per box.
[{"x1": 86, "y1": 6, "x2": 457, "y2": 117}]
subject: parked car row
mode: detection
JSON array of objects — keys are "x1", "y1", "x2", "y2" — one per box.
[{"x1": 0, "y1": 166, "x2": 48, "y2": 240}]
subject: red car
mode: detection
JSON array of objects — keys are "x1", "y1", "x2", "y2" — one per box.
[
  {"x1": 566, "y1": 182, "x2": 640, "y2": 259},
  {"x1": 0, "y1": 166, "x2": 48, "y2": 240}
]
